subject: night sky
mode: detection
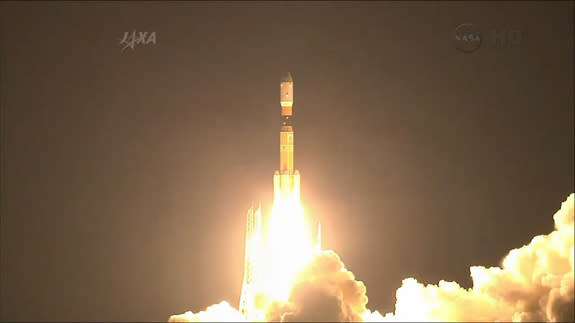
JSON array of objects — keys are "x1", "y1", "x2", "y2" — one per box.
[{"x1": 1, "y1": 1, "x2": 573, "y2": 321}]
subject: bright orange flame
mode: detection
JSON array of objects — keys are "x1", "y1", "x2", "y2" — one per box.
[{"x1": 264, "y1": 194, "x2": 314, "y2": 302}]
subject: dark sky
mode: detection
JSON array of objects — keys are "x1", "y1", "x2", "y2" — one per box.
[{"x1": 1, "y1": 1, "x2": 573, "y2": 321}]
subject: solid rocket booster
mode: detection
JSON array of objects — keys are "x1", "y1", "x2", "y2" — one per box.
[
  {"x1": 239, "y1": 202, "x2": 264, "y2": 320},
  {"x1": 274, "y1": 72, "x2": 300, "y2": 201}
]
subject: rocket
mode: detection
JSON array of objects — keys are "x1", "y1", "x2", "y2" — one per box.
[
  {"x1": 274, "y1": 72, "x2": 301, "y2": 201},
  {"x1": 239, "y1": 73, "x2": 321, "y2": 320}
]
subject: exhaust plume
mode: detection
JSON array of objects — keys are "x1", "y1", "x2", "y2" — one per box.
[
  {"x1": 383, "y1": 193, "x2": 574, "y2": 322},
  {"x1": 265, "y1": 250, "x2": 369, "y2": 322},
  {"x1": 169, "y1": 193, "x2": 574, "y2": 322},
  {"x1": 168, "y1": 301, "x2": 246, "y2": 322}
]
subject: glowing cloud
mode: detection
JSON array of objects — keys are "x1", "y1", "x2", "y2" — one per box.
[
  {"x1": 169, "y1": 193, "x2": 574, "y2": 322},
  {"x1": 168, "y1": 301, "x2": 246, "y2": 322},
  {"x1": 384, "y1": 193, "x2": 574, "y2": 322}
]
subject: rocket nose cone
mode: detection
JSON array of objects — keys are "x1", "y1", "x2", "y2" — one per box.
[{"x1": 281, "y1": 72, "x2": 293, "y2": 83}]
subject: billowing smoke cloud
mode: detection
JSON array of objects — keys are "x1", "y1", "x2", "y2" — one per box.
[
  {"x1": 265, "y1": 250, "x2": 370, "y2": 322},
  {"x1": 169, "y1": 193, "x2": 574, "y2": 322},
  {"x1": 383, "y1": 193, "x2": 574, "y2": 322},
  {"x1": 168, "y1": 301, "x2": 246, "y2": 322}
]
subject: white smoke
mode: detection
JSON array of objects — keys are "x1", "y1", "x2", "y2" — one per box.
[
  {"x1": 169, "y1": 193, "x2": 574, "y2": 322},
  {"x1": 383, "y1": 193, "x2": 574, "y2": 322},
  {"x1": 168, "y1": 301, "x2": 246, "y2": 322},
  {"x1": 264, "y1": 249, "x2": 370, "y2": 322}
]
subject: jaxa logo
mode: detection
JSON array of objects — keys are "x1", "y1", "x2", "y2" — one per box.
[
  {"x1": 118, "y1": 31, "x2": 157, "y2": 52},
  {"x1": 453, "y1": 23, "x2": 482, "y2": 53}
]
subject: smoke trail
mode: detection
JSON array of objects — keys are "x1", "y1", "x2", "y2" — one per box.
[{"x1": 383, "y1": 193, "x2": 574, "y2": 322}]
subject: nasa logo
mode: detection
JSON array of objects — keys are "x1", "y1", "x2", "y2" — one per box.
[{"x1": 453, "y1": 23, "x2": 482, "y2": 53}]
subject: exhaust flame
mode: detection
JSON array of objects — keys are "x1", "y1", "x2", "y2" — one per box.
[
  {"x1": 169, "y1": 193, "x2": 574, "y2": 322},
  {"x1": 265, "y1": 195, "x2": 314, "y2": 302}
]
